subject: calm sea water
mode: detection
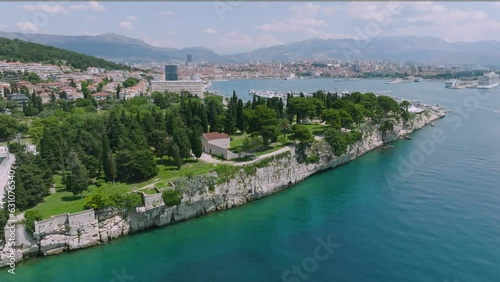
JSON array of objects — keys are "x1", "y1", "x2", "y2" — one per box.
[{"x1": 1, "y1": 79, "x2": 500, "y2": 282}]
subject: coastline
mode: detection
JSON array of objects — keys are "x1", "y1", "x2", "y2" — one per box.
[{"x1": 0, "y1": 105, "x2": 447, "y2": 269}]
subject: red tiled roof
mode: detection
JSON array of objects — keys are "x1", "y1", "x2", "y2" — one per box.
[{"x1": 203, "y1": 132, "x2": 230, "y2": 140}]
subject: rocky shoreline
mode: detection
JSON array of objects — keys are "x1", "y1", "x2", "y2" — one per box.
[{"x1": 0, "y1": 105, "x2": 447, "y2": 269}]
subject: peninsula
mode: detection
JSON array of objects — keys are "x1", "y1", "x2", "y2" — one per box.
[{"x1": 0, "y1": 90, "x2": 447, "y2": 268}]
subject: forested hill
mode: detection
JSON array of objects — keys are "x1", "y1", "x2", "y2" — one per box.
[{"x1": 0, "y1": 37, "x2": 130, "y2": 70}]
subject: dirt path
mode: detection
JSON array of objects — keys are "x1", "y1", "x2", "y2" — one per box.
[{"x1": 199, "y1": 146, "x2": 293, "y2": 166}]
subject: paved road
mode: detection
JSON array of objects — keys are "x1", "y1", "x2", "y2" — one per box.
[
  {"x1": 0, "y1": 153, "x2": 16, "y2": 205},
  {"x1": 199, "y1": 145, "x2": 293, "y2": 166}
]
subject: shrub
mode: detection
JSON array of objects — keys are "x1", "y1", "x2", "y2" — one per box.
[
  {"x1": 214, "y1": 165, "x2": 240, "y2": 184},
  {"x1": 109, "y1": 193, "x2": 143, "y2": 211},
  {"x1": 24, "y1": 209, "x2": 42, "y2": 235},
  {"x1": 162, "y1": 190, "x2": 182, "y2": 207},
  {"x1": 84, "y1": 192, "x2": 143, "y2": 211},
  {"x1": 7, "y1": 142, "x2": 25, "y2": 154},
  {"x1": 95, "y1": 178, "x2": 106, "y2": 187},
  {"x1": 305, "y1": 155, "x2": 320, "y2": 164},
  {"x1": 84, "y1": 192, "x2": 111, "y2": 210}
]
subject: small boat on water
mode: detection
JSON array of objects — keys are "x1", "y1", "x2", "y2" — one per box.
[{"x1": 403, "y1": 135, "x2": 413, "y2": 140}]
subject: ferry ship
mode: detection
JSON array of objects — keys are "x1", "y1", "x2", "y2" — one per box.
[
  {"x1": 445, "y1": 79, "x2": 459, "y2": 88},
  {"x1": 476, "y1": 71, "x2": 499, "y2": 89}
]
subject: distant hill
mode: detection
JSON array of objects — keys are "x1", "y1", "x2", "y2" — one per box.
[
  {"x1": 0, "y1": 31, "x2": 228, "y2": 64},
  {"x1": 231, "y1": 36, "x2": 500, "y2": 66},
  {"x1": 3, "y1": 31, "x2": 500, "y2": 66},
  {"x1": 0, "y1": 37, "x2": 129, "y2": 70}
]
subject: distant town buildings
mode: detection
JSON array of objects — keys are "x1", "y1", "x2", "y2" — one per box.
[
  {"x1": 6, "y1": 93, "x2": 29, "y2": 107},
  {"x1": 150, "y1": 80, "x2": 204, "y2": 98}
]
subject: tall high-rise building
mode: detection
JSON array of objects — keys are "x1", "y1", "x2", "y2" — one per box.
[
  {"x1": 164, "y1": 65, "x2": 178, "y2": 81},
  {"x1": 187, "y1": 54, "x2": 192, "y2": 63}
]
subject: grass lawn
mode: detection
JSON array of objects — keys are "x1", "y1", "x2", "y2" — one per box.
[
  {"x1": 229, "y1": 132, "x2": 249, "y2": 149},
  {"x1": 0, "y1": 137, "x2": 33, "y2": 147},
  {"x1": 31, "y1": 159, "x2": 219, "y2": 219},
  {"x1": 302, "y1": 123, "x2": 329, "y2": 136},
  {"x1": 138, "y1": 188, "x2": 159, "y2": 195}
]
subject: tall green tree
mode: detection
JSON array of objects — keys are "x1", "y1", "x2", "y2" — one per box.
[
  {"x1": 0, "y1": 114, "x2": 19, "y2": 140},
  {"x1": 66, "y1": 151, "x2": 89, "y2": 198},
  {"x1": 236, "y1": 99, "x2": 245, "y2": 131},
  {"x1": 191, "y1": 127, "x2": 203, "y2": 159},
  {"x1": 172, "y1": 143, "x2": 183, "y2": 169}
]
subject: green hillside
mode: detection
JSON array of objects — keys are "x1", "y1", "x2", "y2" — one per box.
[{"x1": 0, "y1": 37, "x2": 130, "y2": 70}]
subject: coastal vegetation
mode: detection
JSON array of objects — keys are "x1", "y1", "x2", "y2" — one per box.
[
  {"x1": 0, "y1": 87, "x2": 410, "y2": 239},
  {"x1": 0, "y1": 38, "x2": 129, "y2": 70}
]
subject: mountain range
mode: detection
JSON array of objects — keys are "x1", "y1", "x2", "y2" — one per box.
[{"x1": 2, "y1": 31, "x2": 500, "y2": 66}]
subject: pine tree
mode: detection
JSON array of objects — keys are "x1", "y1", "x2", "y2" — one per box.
[
  {"x1": 66, "y1": 151, "x2": 89, "y2": 198},
  {"x1": 40, "y1": 127, "x2": 62, "y2": 171}
]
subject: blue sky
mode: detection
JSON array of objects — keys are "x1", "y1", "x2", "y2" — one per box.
[{"x1": 1, "y1": 1, "x2": 500, "y2": 54}]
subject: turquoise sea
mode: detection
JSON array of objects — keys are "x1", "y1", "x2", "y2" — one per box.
[{"x1": 1, "y1": 79, "x2": 500, "y2": 282}]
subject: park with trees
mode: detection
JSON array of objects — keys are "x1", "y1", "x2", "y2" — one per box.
[{"x1": 0, "y1": 88, "x2": 412, "y2": 241}]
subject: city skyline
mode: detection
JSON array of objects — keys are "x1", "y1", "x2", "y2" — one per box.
[{"x1": 1, "y1": 2, "x2": 500, "y2": 54}]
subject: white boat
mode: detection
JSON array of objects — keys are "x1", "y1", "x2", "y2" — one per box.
[
  {"x1": 386, "y1": 78, "x2": 403, "y2": 84},
  {"x1": 445, "y1": 79, "x2": 459, "y2": 88},
  {"x1": 414, "y1": 77, "x2": 423, "y2": 82},
  {"x1": 476, "y1": 71, "x2": 499, "y2": 89}
]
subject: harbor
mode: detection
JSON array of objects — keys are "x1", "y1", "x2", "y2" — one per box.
[{"x1": 444, "y1": 71, "x2": 499, "y2": 89}]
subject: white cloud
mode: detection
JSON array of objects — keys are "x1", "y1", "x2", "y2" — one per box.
[
  {"x1": 345, "y1": 2, "x2": 397, "y2": 21},
  {"x1": 127, "y1": 15, "x2": 138, "y2": 21},
  {"x1": 22, "y1": 4, "x2": 67, "y2": 14},
  {"x1": 89, "y1": 1, "x2": 106, "y2": 12},
  {"x1": 118, "y1": 21, "x2": 133, "y2": 30},
  {"x1": 289, "y1": 3, "x2": 337, "y2": 17},
  {"x1": 360, "y1": 2, "x2": 500, "y2": 42},
  {"x1": 158, "y1": 10, "x2": 173, "y2": 16},
  {"x1": 16, "y1": 21, "x2": 39, "y2": 33},
  {"x1": 69, "y1": 1, "x2": 106, "y2": 12},
  {"x1": 202, "y1": 28, "x2": 218, "y2": 34}
]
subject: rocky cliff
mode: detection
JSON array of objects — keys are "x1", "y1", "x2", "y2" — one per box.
[{"x1": 0, "y1": 107, "x2": 446, "y2": 268}]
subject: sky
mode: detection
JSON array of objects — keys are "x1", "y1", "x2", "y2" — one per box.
[{"x1": 1, "y1": 1, "x2": 500, "y2": 54}]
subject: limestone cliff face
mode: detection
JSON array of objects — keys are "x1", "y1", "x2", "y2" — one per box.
[{"x1": 0, "y1": 108, "x2": 446, "y2": 268}]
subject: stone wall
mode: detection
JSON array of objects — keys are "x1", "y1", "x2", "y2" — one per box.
[
  {"x1": 0, "y1": 107, "x2": 447, "y2": 268},
  {"x1": 142, "y1": 192, "x2": 164, "y2": 210}
]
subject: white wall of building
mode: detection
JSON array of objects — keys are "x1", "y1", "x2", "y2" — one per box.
[{"x1": 151, "y1": 80, "x2": 204, "y2": 98}]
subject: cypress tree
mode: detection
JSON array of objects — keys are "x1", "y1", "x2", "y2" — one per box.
[{"x1": 172, "y1": 143, "x2": 183, "y2": 169}]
